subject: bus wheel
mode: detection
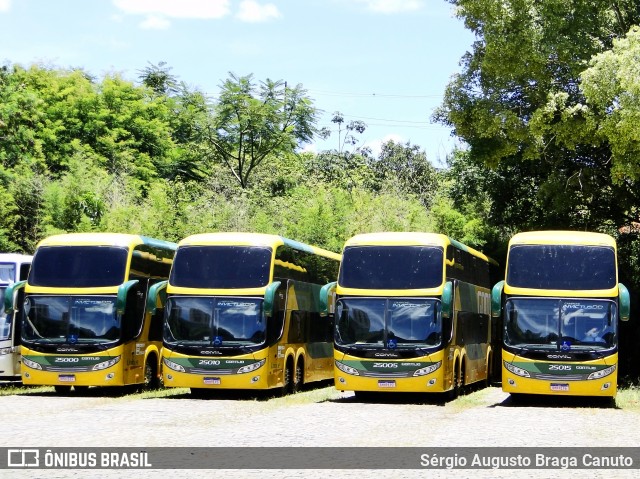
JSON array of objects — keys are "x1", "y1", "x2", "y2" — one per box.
[
  {"x1": 54, "y1": 385, "x2": 72, "y2": 395},
  {"x1": 282, "y1": 358, "x2": 294, "y2": 395},
  {"x1": 450, "y1": 362, "x2": 461, "y2": 400},
  {"x1": 293, "y1": 359, "x2": 304, "y2": 393},
  {"x1": 144, "y1": 358, "x2": 159, "y2": 389},
  {"x1": 459, "y1": 361, "x2": 466, "y2": 396}
]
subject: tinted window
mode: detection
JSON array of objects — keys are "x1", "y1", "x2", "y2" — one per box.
[
  {"x1": 164, "y1": 296, "x2": 265, "y2": 346},
  {"x1": 504, "y1": 298, "x2": 617, "y2": 351},
  {"x1": 22, "y1": 296, "x2": 119, "y2": 343},
  {"x1": 507, "y1": 245, "x2": 616, "y2": 290},
  {"x1": 29, "y1": 246, "x2": 128, "y2": 287},
  {"x1": 170, "y1": 246, "x2": 272, "y2": 288},
  {"x1": 339, "y1": 246, "x2": 444, "y2": 289}
]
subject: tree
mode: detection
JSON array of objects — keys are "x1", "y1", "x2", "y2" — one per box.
[
  {"x1": 435, "y1": 1, "x2": 640, "y2": 230},
  {"x1": 137, "y1": 61, "x2": 179, "y2": 96},
  {"x1": 581, "y1": 26, "x2": 640, "y2": 184},
  {"x1": 205, "y1": 73, "x2": 319, "y2": 188},
  {"x1": 311, "y1": 112, "x2": 373, "y2": 191},
  {"x1": 369, "y1": 140, "x2": 439, "y2": 208}
]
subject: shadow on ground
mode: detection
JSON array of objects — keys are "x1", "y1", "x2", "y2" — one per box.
[{"x1": 490, "y1": 393, "x2": 617, "y2": 409}]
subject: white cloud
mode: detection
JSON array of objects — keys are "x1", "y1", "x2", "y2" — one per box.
[
  {"x1": 351, "y1": 0, "x2": 424, "y2": 14},
  {"x1": 139, "y1": 15, "x2": 171, "y2": 30},
  {"x1": 112, "y1": 0, "x2": 231, "y2": 19},
  {"x1": 236, "y1": 1, "x2": 280, "y2": 23},
  {"x1": 0, "y1": 0, "x2": 11, "y2": 13}
]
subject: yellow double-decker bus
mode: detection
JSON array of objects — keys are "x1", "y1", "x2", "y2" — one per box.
[
  {"x1": 5, "y1": 233, "x2": 176, "y2": 393},
  {"x1": 322, "y1": 232, "x2": 500, "y2": 397},
  {"x1": 148, "y1": 233, "x2": 341, "y2": 395},
  {"x1": 0, "y1": 253, "x2": 33, "y2": 380},
  {"x1": 492, "y1": 231, "x2": 631, "y2": 398}
]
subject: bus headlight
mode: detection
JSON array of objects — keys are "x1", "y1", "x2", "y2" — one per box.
[
  {"x1": 22, "y1": 357, "x2": 42, "y2": 370},
  {"x1": 163, "y1": 358, "x2": 185, "y2": 372},
  {"x1": 588, "y1": 365, "x2": 616, "y2": 380},
  {"x1": 504, "y1": 361, "x2": 530, "y2": 378},
  {"x1": 92, "y1": 356, "x2": 121, "y2": 371},
  {"x1": 413, "y1": 361, "x2": 442, "y2": 377},
  {"x1": 335, "y1": 360, "x2": 359, "y2": 376},
  {"x1": 237, "y1": 359, "x2": 265, "y2": 374},
  {"x1": 0, "y1": 347, "x2": 12, "y2": 355}
]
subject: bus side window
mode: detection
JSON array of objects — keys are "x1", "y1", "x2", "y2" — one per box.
[
  {"x1": 20, "y1": 263, "x2": 31, "y2": 281},
  {"x1": 267, "y1": 283, "x2": 286, "y2": 343},
  {"x1": 122, "y1": 280, "x2": 147, "y2": 340}
]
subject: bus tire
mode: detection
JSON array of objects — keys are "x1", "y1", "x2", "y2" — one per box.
[
  {"x1": 282, "y1": 357, "x2": 294, "y2": 395},
  {"x1": 293, "y1": 358, "x2": 304, "y2": 393},
  {"x1": 450, "y1": 361, "x2": 461, "y2": 400},
  {"x1": 144, "y1": 356, "x2": 159, "y2": 389},
  {"x1": 459, "y1": 361, "x2": 466, "y2": 395},
  {"x1": 54, "y1": 385, "x2": 72, "y2": 395}
]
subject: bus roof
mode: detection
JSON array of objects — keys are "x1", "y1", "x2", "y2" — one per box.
[
  {"x1": 343, "y1": 232, "x2": 496, "y2": 264},
  {"x1": 0, "y1": 253, "x2": 33, "y2": 262},
  {"x1": 509, "y1": 231, "x2": 616, "y2": 248},
  {"x1": 35, "y1": 233, "x2": 177, "y2": 251},
  {"x1": 178, "y1": 232, "x2": 341, "y2": 262}
]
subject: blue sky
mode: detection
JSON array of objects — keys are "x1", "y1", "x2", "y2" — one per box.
[{"x1": 0, "y1": 0, "x2": 475, "y2": 165}]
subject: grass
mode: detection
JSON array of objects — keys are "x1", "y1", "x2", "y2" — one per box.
[
  {"x1": 615, "y1": 386, "x2": 640, "y2": 410},
  {"x1": 0, "y1": 383, "x2": 53, "y2": 396}
]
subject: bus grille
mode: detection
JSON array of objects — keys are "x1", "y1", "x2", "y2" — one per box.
[
  {"x1": 361, "y1": 371, "x2": 412, "y2": 378},
  {"x1": 190, "y1": 368, "x2": 235, "y2": 375},
  {"x1": 534, "y1": 373, "x2": 585, "y2": 381}
]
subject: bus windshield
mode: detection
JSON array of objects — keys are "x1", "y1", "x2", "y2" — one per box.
[
  {"x1": 507, "y1": 245, "x2": 616, "y2": 290},
  {"x1": 339, "y1": 246, "x2": 443, "y2": 290},
  {"x1": 504, "y1": 298, "x2": 617, "y2": 351},
  {"x1": 170, "y1": 246, "x2": 272, "y2": 288},
  {"x1": 0, "y1": 286, "x2": 9, "y2": 340},
  {"x1": 335, "y1": 297, "x2": 441, "y2": 349},
  {"x1": 0, "y1": 263, "x2": 16, "y2": 283},
  {"x1": 22, "y1": 296, "x2": 119, "y2": 344},
  {"x1": 29, "y1": 246, "x2": 128, "y2": 287},
  {"x1": 164, "y1": 296, "x2": 265, "y2": 346}
]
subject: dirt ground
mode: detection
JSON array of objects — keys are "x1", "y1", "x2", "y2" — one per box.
[{"x1": 1, "y1": 384, "x2": 638, "y2": 479}]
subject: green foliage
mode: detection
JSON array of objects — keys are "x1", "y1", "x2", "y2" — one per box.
[
  {"x1": 581, "y1": 26, "x2": 640, "y2": 182},
  {"x1": 0, "y1": 61, "x2": 499, "y2": 268},
  {"x1": 437, "y1": 0, "x2": 640, "y2": 235},
  {"x1": 369, "y1": 140, "x2": 439, "y2": 208},
  {"x1": 205, "y1": 73, "x2": 320, "y2": 188}
]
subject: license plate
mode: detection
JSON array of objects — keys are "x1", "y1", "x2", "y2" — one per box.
[
  {"x1": 550, "y1": 383, "x2": 569, "y2": 391},
  {"x1": 204, "y1": 377, "x2": 221, "y2": 385},
  {"x1": 58, "y1": 375, "x2": 76, "y2": 383},
  {"x1": 378, "y1": 380, "x2": 396, "y2": 388}
]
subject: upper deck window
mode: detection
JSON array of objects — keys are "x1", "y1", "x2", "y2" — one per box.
[
  {"x1": 507, "y1": 244, "x2": 616, "y2": 290},
  {"x1": 29, "y1": 246, "x2": 128, "y2": 287},
  {"x1": 170, "y1": 246, "x2": 272, "y2": 288},
  {"x1": 339, "y1": 245, "x2": 444, "y2": 290}
]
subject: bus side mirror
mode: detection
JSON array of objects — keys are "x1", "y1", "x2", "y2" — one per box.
[
  {"x1": 491, "y1": 281, "x2": 504, "y2": 318},
  {"x1": 146, "y1": 280, "x2": 168, "y2": 315},
  {"x1": 4, "y1": 280, "x2": 26, "y2": 314},
  {"x1": 442, "y1": 281, "x2": 453, "y2": 319},
  {"x1": 619, "y1": 283, "x2": 630, "y2": 322},
  {"x1": 263, "y1": 281, "x2": 282, "y2": 317},
  {"x1": 319, "y1": 281, "x2": 337, "y2": 316},
  {"x1": 116, "y1": 280, "x2": 140, "y2": 315}
]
